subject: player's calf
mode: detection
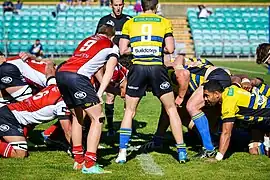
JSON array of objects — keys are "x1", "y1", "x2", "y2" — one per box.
[{"x1": 0, "y1": 139, "x2": 27, "y2": 158}]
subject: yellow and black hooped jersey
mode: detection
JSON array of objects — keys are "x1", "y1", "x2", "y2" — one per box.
[
  {"x1": 257, "y1": 83, "x2": 270, "y2": 98},
  {"x1": 185, "y1": 57, "x2": 214, "y2": 66},
  {"x1": 221, "y1": 85, "x2": 270, "y2": 123},
  {"x1": 167, "y1": 65, "x2": 210, "y2": 94},
  {"x1": 121, "y1": 13, "x2": 173, "y2": 65}
]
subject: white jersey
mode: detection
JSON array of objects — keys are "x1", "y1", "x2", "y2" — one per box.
[
  {"x1": 6, "y1": 56, "x2": 47, "y2": 89},
  {"x1": 7, "y1": 85, "x2": 70, "y2": 125}
]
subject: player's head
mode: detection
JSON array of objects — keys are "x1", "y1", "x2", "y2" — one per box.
[
  {"x1": 97, "y1": 24, "x2": 116, "y2": 39},
  {"x1": 203, "y1": 80, "x2": 224, "y2": 106},
  {"x1": 256, "y1": 43, "x2": 270, "y2": 65},
  {"x1": 141, "y1": 0, "x2": 159, "y2": 13},
  {"x1": 0, "y1": 51, "x2": 6, "y2": 64},
  {"x1": 111, "y1": 0, "x2": 124, "y2": 17},
  {"x1": 35, "y1": 39, "x2": 41, "y2": 45}
]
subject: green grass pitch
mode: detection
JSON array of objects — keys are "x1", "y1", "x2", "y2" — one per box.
[{"x1": 0, "y1": 60, "x2": 270, "y2": 180}]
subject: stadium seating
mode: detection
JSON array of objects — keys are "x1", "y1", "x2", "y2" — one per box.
[
  {"x1": 188, "y1": 7, "x2": 269, "y2": 56},
  {"x1": 1, "y1": 5, "x2": 136, "y2": 55}
]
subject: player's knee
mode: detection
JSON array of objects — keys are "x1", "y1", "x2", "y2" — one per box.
[
  {"x1": 186, "y1": 101, "x2": 197, "y2": 114},
  {"x1": 12, "y1": 150, "x2": 27, "y2": 158},
  {"x1": 10, "y1": 141, "x2": 28, "y2": 158}
]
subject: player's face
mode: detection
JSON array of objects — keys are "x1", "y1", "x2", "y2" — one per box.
[
  {"x1": 0, "y1": 54, "x2": 6, "y2": 64},
  {"x1": 111, "y1": 0, "x2": 124, "y2": 17},
  {"x1": 203, "y1": 90, "x2": 221, "y2": 106}
]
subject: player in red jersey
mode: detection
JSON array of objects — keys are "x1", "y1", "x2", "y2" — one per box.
[
  {"x1": 56, "y1": 24, "x2": 118, "y2": 174},
  {"x1": 0, "y1": 84, "x2": 71, "y2": 158}
]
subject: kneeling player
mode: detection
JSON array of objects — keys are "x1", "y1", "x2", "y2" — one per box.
[
  {"x1": 203, "y1": 80, "x2": 270, "y2": 160},
  {"x1": 0, "y1": 84, "x2": 71, "y2": 158}
]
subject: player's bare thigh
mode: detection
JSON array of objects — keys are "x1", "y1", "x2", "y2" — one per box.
[
  {"x1": 2, "y1": 136, "x2": 27, "y2": 158},
  {"x1": 186, "y1": 86, "x2": 205, "y2": 116}
]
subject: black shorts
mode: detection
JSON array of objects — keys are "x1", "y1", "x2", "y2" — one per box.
[
  {"x1": 126, "y1": 65, "x2": 172, "y2": 98},
  {"x1": 0, "y1": 106, "x2": 23, "y2": 137},
  {"x1": 207, "y1": 68, "x2": 231, "y2": 89},
  {"x1": 250, "y1": 120, "x2": 270, "y2": 142},
  {"x1": 56, "y1": 71, "x2": 100, "y2": 109}
]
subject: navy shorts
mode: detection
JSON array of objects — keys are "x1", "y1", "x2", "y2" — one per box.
[
  {"x1": 207, "y1": 68, "x2": 231, "y2": 89},
  {"x1": 126, "y1": 65, "x2": 172, "y2": 98},
  {"x1": 0, "y1": 106, "x2": 23, "y2": 137},
  {"x1": 56, "y1": 71, "x2": 100, "y2": 109}
]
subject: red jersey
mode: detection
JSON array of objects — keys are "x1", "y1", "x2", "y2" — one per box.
[
  {"x1": 110, "y1": 63, "x2": 128, "y2": 86},
  {"x1": 6, "y1": 56, "x2": 47, "y2": 89},
  {"x1": 8, "y1": 85, "x2": 70, "y2": 125},
  {"x1": 58, "y1": 34, "x2": 119, "y2": 78}
]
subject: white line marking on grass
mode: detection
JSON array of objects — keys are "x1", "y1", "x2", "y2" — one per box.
[
  {"x1": 221, "y1": 66, "x2": 265, "y2": 75},
  {"x1": 136, "y1": 154, "x2": 164, "y2": 176}
]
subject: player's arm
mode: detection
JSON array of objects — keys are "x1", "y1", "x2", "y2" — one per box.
[
  {"x1": 119, "y1": 20, "x2": 131, "y2": 55},
  {"x1": 217, "y1": 121, "x2": 234, "y2": 160},
  {"x1": 97, "y1": 56, "x2": 118, "y2": 99},
  {"x1": 164, "y1": 19, "x2": 175, "y2": 54},
  {"x1": 94, "y1": 67, "x2": 104, "y2": 84}
]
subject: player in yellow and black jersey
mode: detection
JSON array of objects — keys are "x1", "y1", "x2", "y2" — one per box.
[
  {"x1": 204, "y1": 80, "x2": 270, "y2": 160},
  {"x1": 116, "y1": 0, "x2": 187, "y2": 164}
]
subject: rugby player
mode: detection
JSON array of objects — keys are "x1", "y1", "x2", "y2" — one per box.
[
  {"x1": 142, "y1": 62, "x2": 232, "y2": 158},
  {"x1": 256, "y1": 43, "x2": 270, "y2": 74},
  {"x1": 96, "y1": 0, "x2": 132, "y2": 136},
  {"x1": 0, "y1": 84, "x2": 71, "y2": 158},
  {"x1": 203, "y1": 80, "x2": 270, "y2": 160},
  {"x1": 0, "y1": 51, "x2": 33, "y2": 106},
  {"x1": 115, "y1": 0, "x2": 188, "y2": 164},
  {"x1": 56, "y1": 24, "x2": 119, "y2": 174}
]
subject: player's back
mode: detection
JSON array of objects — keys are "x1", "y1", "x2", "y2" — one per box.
[
  {"x1": 8, "y1": 84, "x2": 67, "y2": 125},
  {"x1": 58, "y1": 35, "x2": 115, "y2": 78},
  {"x1": 6, "y1": 56, "x2": 47, "y2": 88},
  {"x1": 222, "y1": 85, "x2": 270, "y2": 121},
  {"x1": 123, "y1": 13, "x2": 173, "y2": 65}
]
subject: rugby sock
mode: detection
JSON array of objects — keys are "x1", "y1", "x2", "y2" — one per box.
[
  {"x1": 192, "y1": 112, "x2": 214, "y2": 151},
  {"x1": 84, "y1": 151, "x2": 96, "y2": 168},
  {"x1": 119, "y1": 128, "x2": 132, "y2": 149},
  {"x1": 176, "y1": 143, "x2": 187, "y2": 154},
  {"x1": 72, "y1": 145, "x2": 84, "y2": 164},
  {"x1": 43, "y1": 124, "x2": 58, "y2": 136},
  {"x1": 105, "y1": 103, "x2": 114, "y2": 131},
  {"x1": 0, "y1": 141, "x2": 14, "y2": 157}
]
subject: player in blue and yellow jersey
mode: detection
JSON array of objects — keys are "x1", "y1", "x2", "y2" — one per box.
[
  {"x1": 142, "y1": 64, "x2": 233, "y2": 158},
  {"x1": 115, "y1": 0, "x2": 188, "y2": 164},
  {"x1": 204, "y1": 80, "x2": 270, "y2": 160}
]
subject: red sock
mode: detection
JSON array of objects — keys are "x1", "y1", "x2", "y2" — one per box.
[
  {"x1": 72, "y1": 145, "x2": 84, "y2": 164},
  {"x1": 85, "y1": 151, "x2": 96, "y2": 168},
  {"x1": 0, "y1": 140, "x2": 14, "y2": 157},
  {"x1": 43, "y1": 124, "x2": 58, "y2": 136}
]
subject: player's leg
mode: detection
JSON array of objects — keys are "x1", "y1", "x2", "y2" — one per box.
[
  {"x1": 59, "y1": 119, "x2": 72, "y2": 144},
  {"x1": 0, "y1": 136, "x2": 27, "y2": 158},
  {"x1": 116, "y1": 65, "x2": 146, "y2": 164},
  {"x1": 186, "y1": 86, "x2": 215, "y2": 156},
  {"x1": 105, "y1": 92, "x2": 116, "y2": 136}
]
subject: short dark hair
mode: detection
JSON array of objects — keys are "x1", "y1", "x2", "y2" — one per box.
[
  {"x1": 203, "y1": 80, "x2": 224, "y2": 93},
  {"x1": 0, "y1": 51, "x2": 4, "y2": 56},
  {"x1": 110, "y1": 0, "x2": 124, "y2": 4},
  {"x1": 256, "y1": 43, "x2": 270, "y2": 64},
  {"x1": 36, "y1": 39, "x2": 40, "y2": 41},
  {"x1": 97, "y1": 24, "x2": 115, "y2": 37},
  {"x1": 141, "y1": 0, "x2": 158, "y2": 12}
]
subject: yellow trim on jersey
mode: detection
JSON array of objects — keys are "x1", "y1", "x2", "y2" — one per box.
[{"x1": 131, "y1": 41, "x2": 163, "y2": 47}]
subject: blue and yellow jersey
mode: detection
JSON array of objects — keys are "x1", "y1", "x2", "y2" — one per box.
[
  {"x1": 168, "y1": 65, "x2": 210, "y2": 94},
  {"x1": 221, "y1": 85, "x2": 270, "y2": 123},
  {"x1": 257, "y1": 83, "x2": 270, "y2": 98},
  {"x1": 121, "y1": 13, "x2": 173, "y2": 65},
  {"x1": 185, "y1": 57, "x2": 214, "y2": 66}
]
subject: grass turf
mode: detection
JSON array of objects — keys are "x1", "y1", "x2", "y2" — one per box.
[{"x1": 1, "y1": 60, "x2": 270, "y2": 180}]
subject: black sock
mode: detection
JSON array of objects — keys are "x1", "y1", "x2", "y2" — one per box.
[{"x1": 105, "y1": 103, "x2": 114, "y2": 131}]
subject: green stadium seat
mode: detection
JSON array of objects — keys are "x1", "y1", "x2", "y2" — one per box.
[
  {"x1": 84, "y1": 11, "x2": 93, "y2": 16},
  {"x1": 30, "y1": 34, "x2": 39, "y2": 40},
  {"x1": 75, "y1": 11, "x2": 84, "y2": 17},
  {"x1": 76, "y1": 33, "x2": 85, "y2": 40},
  {"x1": 66, "y1": 40, "x2": 76, "y2": 54},
  {"x1": 20, "y1": 33, "x2": 29, "y2": 40},
  {"x1": 48, "y1": 33, "x2": 57, "y2": 40},
  {"x1": 204, "y1": 42, "x2": 214, "y2": 55},
  {"x1": 214, "y1": 42, "x2": 223, "y2": 56},
  {"x1": 20, "y1": 41, "x2": 30, "y2": 52},
  {"x1": 57, "y1": 33, "x2": 66, "y2": 40},
  {"x1": 9, "y1": 41, "x2": 20, "y2": 54},
  {"x1": 39, "y1": 34, "x2": 47, "y2": 40},
  {"x1": 48, "y1": 28, "x2": 57, "y2": 34},
  {"x1": 232, "y1": 42, "x2": 241, "y2": 55},
  {"x1": 67, "y1": 34, "x2": 75, "y2": 40},
  {"x1": 56, "y1": 41, "x2": 65, "y2": 54},
  {"x1": 193, "y1": 34, "x2": 203, "y2": 41}
]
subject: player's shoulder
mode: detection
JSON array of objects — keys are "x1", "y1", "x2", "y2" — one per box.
[
  {"x1": 100, "y1": 14, "x2": 112, "y2": 21},
  {"x1": 223, "y1": 85, "x2": 242, "y2": 97},
  {"x1": 0, "y1": 62, "x2": 20, "y2": 71},
  {"x1": 122, "y1": 14, "x2": 132, "y2": 20}
]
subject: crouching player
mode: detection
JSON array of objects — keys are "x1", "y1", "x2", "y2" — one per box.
[
  {"x1": 56, "y1": 24, "x2": 118, "y2": 174},
  {"x1": 0, "y1": 84, "x2": 71, "y2": 158},
  {"x1": 203, "y1": 80, "x2": 270, "y2": 160}
]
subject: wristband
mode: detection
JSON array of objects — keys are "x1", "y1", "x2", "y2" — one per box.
[{"x1": 215, "y1": 152, "x2": 223, "y2": 161}]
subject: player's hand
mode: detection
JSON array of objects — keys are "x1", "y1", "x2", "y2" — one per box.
[
  {"x1": 175, "y1": 96, "x2": 184, "y2": 107},
  {"x1": 241, "y1": 82, "x2": 252, "y2": 92},
  {"x1": 45, "y1": 60, "x2": 56, "y2": 78},
  {"x1": 97, "y1": 92, "x2": 104, "y2": 105},
  {"x1": 19, "y1": 52, "x2": 31, "y2": 62}
]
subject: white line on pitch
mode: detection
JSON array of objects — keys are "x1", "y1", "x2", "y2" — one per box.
[
  {"x1": 136, "y1": 153, "x2": 164, "y2": 176},
  {"x1": 221, "y1": 66, "x2": 266, "y2": 75}
]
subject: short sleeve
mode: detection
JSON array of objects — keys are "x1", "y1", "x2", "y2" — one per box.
[
  {"x1": 106, "y1": 45, "x2": 120, "y2": 60},
  {"x1": 121, "y1": 19, "x2": 130, "y2": 39},
  {"x1": 221, "y1": 95, "x2": 238, "y2": 122},
  {"x1": 54, "y1": 100, "x2": 70, "y2": 120},
  {"x1": 164, "y1": 19, "x2": 173, "y2": 38}
]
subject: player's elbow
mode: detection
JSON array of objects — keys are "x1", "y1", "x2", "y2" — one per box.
[{"x1": 176, "y1": 69, "x2": 190, "y2": 80}]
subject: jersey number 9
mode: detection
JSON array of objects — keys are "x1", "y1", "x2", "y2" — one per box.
[
  {"x1": 141, "y1": 24, "x2": 152, "y2": 41},
  {"x1": 79, "y1": 40, "x2": 97, "y2": 52}
]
